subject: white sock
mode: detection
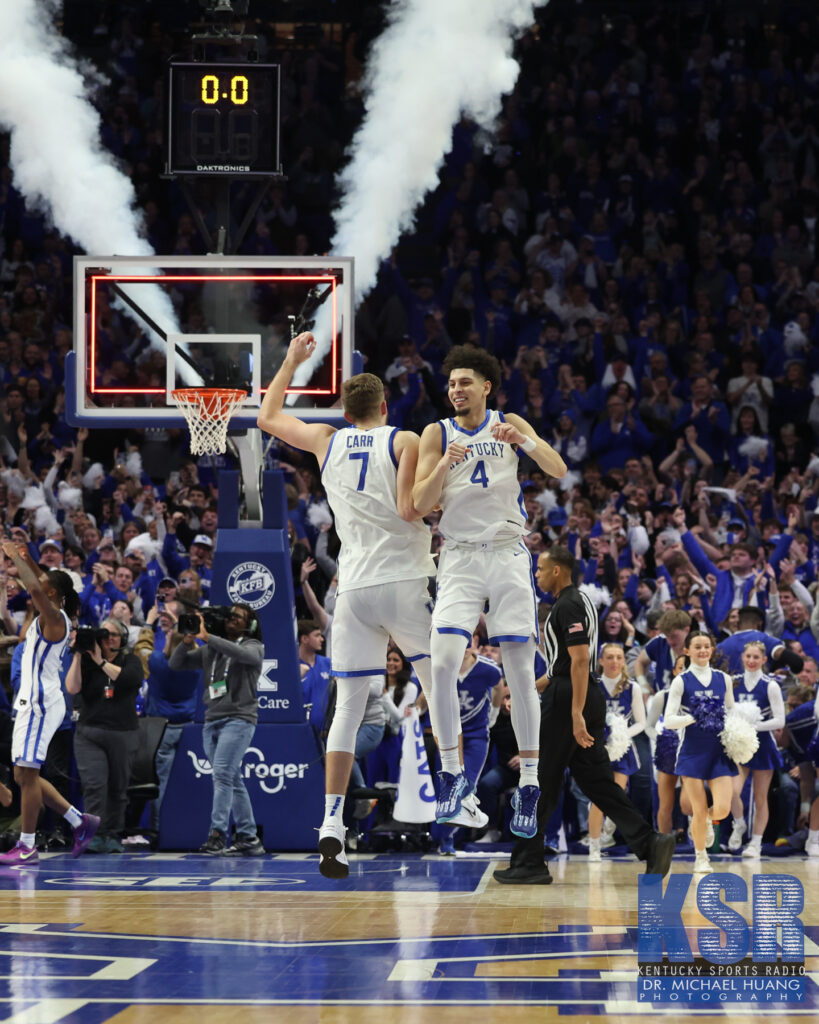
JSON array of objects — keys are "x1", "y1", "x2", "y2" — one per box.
[
  {"x1": 808, "y1": 829, "x2": 819, "y2": 845},
  {"x1": 20, "y1": 832, "x2": 35, "y2": 849},
  {"x1": 440, "y1": 748, "x2": 460, "y2": 775},
  {"x1": 695, "y1": 847, "x2": 707, "y2": 855},
  {"x1": 519, "y1": 758, "x2": 539, "y2": 787},
  {"x1": 64, "y1": 806, "x2": 83, "y2": 829},
  {"x1": 748, "y1": 833, "x2": 762, "y2": 847},
  {"x1": 733, "y1": 817, "x2": 745, "y2": 829},
  {"x1": 323, "y1": 794, "x2": 345, "y2": 825}
]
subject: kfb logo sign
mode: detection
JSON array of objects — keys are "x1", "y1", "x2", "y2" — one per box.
[
  {"x1": 638, "y1": 873, "x2": 805, "y2": 1004},
  {"x1": 227, "y1": 561, "x2": 275, "y2": 610}
]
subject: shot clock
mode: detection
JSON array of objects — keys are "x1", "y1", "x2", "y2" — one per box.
[{"x1": 167, "y1": 61, "x2": 281, "y2": 176}]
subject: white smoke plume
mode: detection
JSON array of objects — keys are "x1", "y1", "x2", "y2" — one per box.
[
  {"x1": 290, "y1": 0, "x2": 540, "y2": 388},
  {"x1": 0, "y1": 0, "x2": 200, "y2": 384}
]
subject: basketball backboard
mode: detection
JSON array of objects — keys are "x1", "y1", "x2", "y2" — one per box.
[{"x1": 67, "y1": 255, "x2": 354, "y2": 428}]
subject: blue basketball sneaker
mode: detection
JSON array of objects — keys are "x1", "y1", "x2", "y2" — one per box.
[
  {"x1": 435, "y1": 771, "x2": 469, "y2": 823},
  {"x1": 439, "y1": 833, "x2": 456, "y2": 856},
  {"x1": 510, "y1": 784, "x2": 540, "y2": 839}
]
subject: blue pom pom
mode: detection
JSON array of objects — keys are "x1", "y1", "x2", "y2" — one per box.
[
  {"x1": 806, "y1": 731, "x2": 819, "y2": 767},
  {"x1": 653, "y1": 730, "x2": 679, "y2": 774},
  {"x1": 689, "y1": 691, "x2": 725, "y2": 733}
]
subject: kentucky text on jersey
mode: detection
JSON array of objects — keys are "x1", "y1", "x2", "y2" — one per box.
[{"x1": 449, "y1": 441, "x2": 508, "y2": 466}]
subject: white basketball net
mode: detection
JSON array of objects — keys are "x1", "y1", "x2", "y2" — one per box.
[{"x1": 171, "y1": 389, "x2": 248, "y2": 456}]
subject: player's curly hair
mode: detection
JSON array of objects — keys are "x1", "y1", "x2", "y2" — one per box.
[
  {"x1": 442, "y1": 346, "x2": 501, "y2": 397},
  {"x1": 342, "y1": 373, "x2": 385, "y2": 422}
]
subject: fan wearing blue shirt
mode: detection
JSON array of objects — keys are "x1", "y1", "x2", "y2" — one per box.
[
  {"x1": 716, "y1": 606, "x2": 803, "y2": 675},
  {"x1": 299, "y1": 619, "x2": 333, "y2": 734}
]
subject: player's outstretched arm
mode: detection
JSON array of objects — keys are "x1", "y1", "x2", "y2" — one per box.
[
  {"x1": 1, "y1": 541, "x2": 65, "y2": 643},
  {"x1": 257, "y1": 332, "x2": 335, "y2": 463},
  {"x1": 491, "y1": 413, "x2": 567, "y2": 479},
  {"x1": 412, "y1": 423, "x2": 467, "y2": 517},
  {"x1": 393, "y1": 431, "x2": 424, "y2": 521}
]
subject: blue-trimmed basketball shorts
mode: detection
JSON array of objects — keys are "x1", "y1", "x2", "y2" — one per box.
[
  {"x1": 332, "y1": 577, "x2": 433, "y2": 676},
  {"x1": 432, "y1": 542, "x2": 538, "y2": 645},
  {"x1": 12, "y1": 694, "x2": 66, "y2": 769}
]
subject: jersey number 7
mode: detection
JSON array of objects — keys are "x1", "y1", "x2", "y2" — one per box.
[{"x1": 349, "y1": 451, "x2": 369, "y2": 491}]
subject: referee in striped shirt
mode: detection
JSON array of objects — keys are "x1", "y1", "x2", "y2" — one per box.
[{"x1": 494, "y1": 546, "x2": 675, "y2": 884}]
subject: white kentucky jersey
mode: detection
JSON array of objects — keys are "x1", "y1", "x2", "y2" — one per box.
[
  {"x1": 437, "y1": 410, "x2": 526, "y2": 545},
  {"x1": 15, "y1": 610, "x2": 71, "y2": 711},
  {"x1": 321, "y1": 425, "x2": 436, "y2": 593}
]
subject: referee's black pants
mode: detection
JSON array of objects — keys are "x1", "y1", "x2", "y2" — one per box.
[{"x1": 509, "y1": 676, "x2": 654, "y2": 867}]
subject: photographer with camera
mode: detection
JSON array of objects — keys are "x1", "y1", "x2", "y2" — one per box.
[
  {"x1": 65, "y1": 618, "x2": 144, "y2": 853},
  {"x1": 169, "y1": 603, "x2": 264, "y2": 856}
]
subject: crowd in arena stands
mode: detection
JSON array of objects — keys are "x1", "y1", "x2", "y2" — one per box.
[{"x1": 1, "y1": 3, "x2": 819, "y2": 851}]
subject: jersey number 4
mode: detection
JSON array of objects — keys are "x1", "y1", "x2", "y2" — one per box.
[
  {"x1": 349, "y1": 451, "x2": 369, "y2": 491},
  {"x1": 469, "y1": 460, "x2": 488, "y2": 488}
]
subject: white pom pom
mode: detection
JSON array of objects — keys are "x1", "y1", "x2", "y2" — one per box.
[
  {"x1": 605, "y1": 710, "x2": 631, "y2": 763},
  {"x1": 737, "y1": 436, "x2": 769, "y2": 461},
  {"x1": 534, "y1": 489, "x2": 557, "y2": 513},
  {"x1": 306, "y1": 501, "x2": 333, "y2": 530},
  {"x1": 57, "y1": 483, "x2": 83, "y2": 511},
  {"x1": 579, "y1": 583, "x2": 612, "y2": 610},
  {"x1": 126, "y1": 532, "x2": 161, "y2": 562},
  {"x1": 125, "y1": 450, "x2": 143, "y2": 479},
  {"x1": 559, "y1": 469, "x2": 582, "y2": 492},
  {"x1": 83, "y1": 462, "x2": 105, "y2": 489},
  {"x1": 0, "y1": 470, "x2": 26, "y2": 499},
  {"x1": 720, "y1": 706, "x2": 760, "y2": 765},
  {"x1": 21, "y1": 486, "x2": 46, "y2": 510},
  {"x1": 34, "y1": 507, "x2": 60, "y2": 536},
  {"x1": 732, "y1": 698, "x2": 763, "y2": 728}
]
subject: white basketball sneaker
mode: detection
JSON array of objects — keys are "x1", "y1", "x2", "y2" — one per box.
[
  {"x1": 727, "y1": 819, "x2": 745, "y2": 852},
  {"x1": 446, "y1": 792, "x2": 489, "y2": 829},
  {"x1": 318, "y1": 821, "x2": 349, "y2": 880},
  {"x1": 705, "y1": 820, "x2": 715, "y2": 848},
  {"x1": 693, "y1": 851, "x2": 712, "y2": 874},
  {"x1": 587, "y1": 838, "x2": 602, "y2": 863}
]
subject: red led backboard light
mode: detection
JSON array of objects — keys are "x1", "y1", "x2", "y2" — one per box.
[{"x1": 89, "y1": 274, "x2": 339, "y2": 396}]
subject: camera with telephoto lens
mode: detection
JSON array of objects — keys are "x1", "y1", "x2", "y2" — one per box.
[
  {"x1": 74, "y1": 626, "x2": 108, "y2": 652},
  {"x1": 178, "y1": 606, "x2": 232, "y2": 638}
]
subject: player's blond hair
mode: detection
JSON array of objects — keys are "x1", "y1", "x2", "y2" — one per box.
[{"x1": 342, "y1": 373, "x2": 385, "y2": 422}]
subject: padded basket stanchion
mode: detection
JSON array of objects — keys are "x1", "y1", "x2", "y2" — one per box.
[{"x1": 171, "y1": 388, "x2": 247, "y2": 456}]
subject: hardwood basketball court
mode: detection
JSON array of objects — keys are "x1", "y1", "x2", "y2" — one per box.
[{"x1": 0, "y1": 849, "x2": 815, "y2": 1022}]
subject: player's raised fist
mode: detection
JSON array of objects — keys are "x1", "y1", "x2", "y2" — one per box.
[
  {"x1": 288, "y1": 332, "x2": 316, "y2": 364},
  {"x1": 491, "y1": 421, "x2": 527, "y2": 446},
  {"x1": 443, "y1": 442, "x2": 468, "y2": 467}
]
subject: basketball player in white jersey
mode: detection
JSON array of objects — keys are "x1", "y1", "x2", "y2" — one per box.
[
  {"x1": 258, "y1": 332, "x2": 446, "y2": 878},
  {"x1": 0, "y1": 541, "x2": 100, "y2": 864},
  {"x1": 413, "y1": 346, "x2": 567, "y2": 836}
]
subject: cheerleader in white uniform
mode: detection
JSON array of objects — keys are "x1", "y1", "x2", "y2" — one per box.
[
  {"x1": 587, "y1": 644, "x2": 646, "y2": 862},
  {"x1": 727, "y1": 640, "x2": 785, "y2": 857},
  {"x1": 664, "y1": 631, "x2": 737, "y2": 873}
]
